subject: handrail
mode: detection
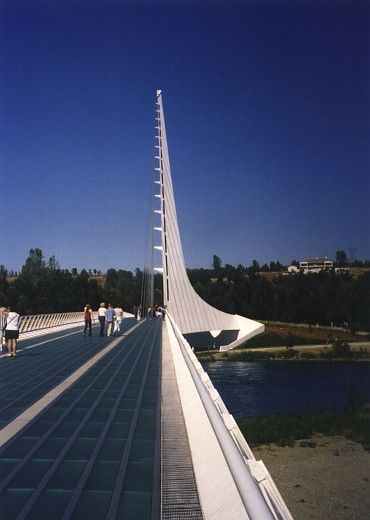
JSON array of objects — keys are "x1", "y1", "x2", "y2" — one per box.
[
  {"x1": 167, "y1": 312, "x2": 293, "y2": 520},
  {"x1": 18, "y1": 311, "x2": 133, "y2": 334},
  {"x1": 19, "y1": 312, "x2": 90, "y2": 334}
]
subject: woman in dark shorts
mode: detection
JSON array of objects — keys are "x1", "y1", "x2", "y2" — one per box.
[
  {"x1": 83, "y1": 304, "x2": 94, "y2": 336},
  {"x1": 4, "y1": 308, "x2": 20, "y2": 357}
]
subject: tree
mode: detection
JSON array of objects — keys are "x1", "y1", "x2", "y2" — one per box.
[
  {"x1": 248, "y1": 260, "x2": 260, "y2": 274},
  {"x1": 269, "y1": 261, "x2": 283, "y2": 272},
  {"x1": 335, "y1": 250, "x2": 348, "y2": 266},
  {"x1": 21, "y1": 248, "x2": 45, "y2": 277},
  {"x1": 4, "y1": 249, "x2": 370, "y2": 330},
  {"x1": 47, "y1": 255, "x2": 60, "y2": 271},
  {"x1": 212, "y1": 255, "x2": 222, "y2": 271},
  {"x1": 331, "y1": 339, "x2": 352, "y2": 358},
  {"x1": 0, "y1": 265, "x2": 9, "y2": 304}
]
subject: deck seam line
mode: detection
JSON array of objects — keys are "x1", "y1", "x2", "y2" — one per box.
[
  {"x1": 0, "y1": 327, "x2": 92, "y2": 359},
  {"x1": 0, "y1": 320, "x2": 144, "y2": 448}
]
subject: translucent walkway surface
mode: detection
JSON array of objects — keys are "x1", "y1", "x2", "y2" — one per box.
[{"x1": 0, "y1": 318, "x2": 162, "y2": 520}]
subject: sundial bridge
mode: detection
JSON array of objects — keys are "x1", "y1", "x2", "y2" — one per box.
[{"x1": 0, "y1": 92, "x2": 292, "y2": 520}]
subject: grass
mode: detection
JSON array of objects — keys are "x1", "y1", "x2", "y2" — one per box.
[
  {"x1": 243, "y1": 332, "x2": 324, "y2": 349},
  {"x1": 197, "y1": 339, "x2": 370, "y2": 362},
  {"x1": 238, "y1": 402, "x2": 370, "y2": 450}
]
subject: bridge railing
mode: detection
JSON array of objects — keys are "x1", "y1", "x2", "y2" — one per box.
[
  {"x1": 18, "y1": 311, "x2": 134, "y2": 335},
  {"x1": 166, "y1": 312, "x2": 293, "y2": 520},
  {"x1": 19, "y1": 312, "x2": 89, "y2": 334}
]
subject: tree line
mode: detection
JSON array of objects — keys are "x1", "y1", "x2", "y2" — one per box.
[
  {"x1": 0, "y1": 249, "x2": 144, "y2": 315},
  {"x1": 188, "y1": 260, "x2": 370, "y2": 332},
  {"x1": 0, "y1": 248, "x2": 369, "y2": 332}
]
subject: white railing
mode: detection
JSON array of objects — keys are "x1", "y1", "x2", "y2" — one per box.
[
  {"x1": 167, "y1": 312, "x2": 293, "y2": 520},
  {"x1": 18, "y1": 311, "x2": 133, "y2": 335},
  {"x1": 19, "y1": 312, "x2": 91, "y2": 334}
]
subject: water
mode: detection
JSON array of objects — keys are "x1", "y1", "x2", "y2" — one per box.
[{"x1": 202, "y1": 361, "x2": 370, "y2": 420}]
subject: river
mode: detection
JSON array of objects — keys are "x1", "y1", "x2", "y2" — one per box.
[{"x1": 202, "y1": 361, "x2": 370, "y2": 420}]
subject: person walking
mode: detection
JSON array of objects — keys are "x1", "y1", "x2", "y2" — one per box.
[
  {"x1": 106, "y1": 303, "x2": 116, "y2": 337},
  {"x1": 97, "y1": 302, "x2": 106, "y2": 337},
  {"x1": 113, "y1": 305, "x2": 124, "y2": 335},
  {"x1": 0, "y1": 306, "x2": 7, "y2": 351},
  {"x1": 4, "y1": 307, "x2": 21, "y2": 357},
  {"x1": 83, "y1": 304, "x2": 94, "y2": 336}
]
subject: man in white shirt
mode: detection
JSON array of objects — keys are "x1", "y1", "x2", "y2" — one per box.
[
  {"x1": 114, "y1": 306, "x2": 124, "y2": 335},
  {"x1": 0, "y1": 306, "x2": 7, "y2": 351},
  {"x1": 4, "y1": 307, "x2": 21, "y2": 357},
  {"x1": 97, "y1": 302, "x2": 106, "y2": 337}
]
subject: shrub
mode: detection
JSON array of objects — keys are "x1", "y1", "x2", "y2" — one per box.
[
  {"x1": 299, "y1": 351, "x2": 317, "y2": 359},
  {"x1": 279, "y1": 348, "x2": 297, "y2": 359},
  {"x1": 331, "y1": 339, "x2": 352, "y2": 358},
  {"x1": 238, "y1": 402, "x2": 370, "y2": 449}
]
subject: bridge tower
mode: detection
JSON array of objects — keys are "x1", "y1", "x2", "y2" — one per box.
[{"x1": 153, "y1": 91, "x2": 264, "y2": 350}]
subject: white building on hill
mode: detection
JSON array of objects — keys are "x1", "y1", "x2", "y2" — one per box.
[{"x1": 288, "y1": 257, "x2": 334, "y2": 274}]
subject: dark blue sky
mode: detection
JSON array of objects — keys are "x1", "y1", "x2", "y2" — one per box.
[{"x1": 1, "y1": 0, "x2": 369, "y2": 272}]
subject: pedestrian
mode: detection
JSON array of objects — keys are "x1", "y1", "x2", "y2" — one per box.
[
  {"x1": 98, "y1": 302, "x2": 106, "y2": 337},
  {"x1": 113, "y1": 305, "x2": 123, "y2": 335},
  {"x1": 106, "y1": 303, "x2": 116, "y2": 336},
  {"x1": 0, "y1": 306, "x2": 8, "y2": 352},
  {"x1": 1, "y1": 306, "x2": 7, "y2": 351},
  {"x1": 3, "y1": 306, "x2": 21, "y2": 357},
  {"x1": 83, "y1": 304, "x2": 94, "y2": 336}
]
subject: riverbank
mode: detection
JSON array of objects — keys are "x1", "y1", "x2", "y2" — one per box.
[
  {"x1": 196, "y1": 322, "x2": 370, "y2": 362},
  {"x1": 255, "y1": 434, "x2": 370, "y2": 519},
  {"x1": 197, "y1": 341, "x2": 370, "y2": 362}
]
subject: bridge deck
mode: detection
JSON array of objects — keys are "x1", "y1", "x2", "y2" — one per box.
[
  {"x1": 0, "y1": 319, "x2": 165, "y2": 520},
  {"x1": 0, "y1": 318, "x2": 137, "y2": 429},
  {"x1": 0, "y1": 317, "x2": 291, "y2": 520}
]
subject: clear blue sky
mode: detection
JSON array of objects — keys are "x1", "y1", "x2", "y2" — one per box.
[{"x1": 1, "y1": 0, "x2": 369, "y2": 272}]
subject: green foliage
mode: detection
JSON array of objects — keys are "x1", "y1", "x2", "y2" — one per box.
[
  {"x1": 336, "y1": 249, "x2": 348, "y2": 266},
  {"x1": 238, "y1": 403, "x2": 370, "y2": 449},
  {"x1": 320, "y1": 340, "x2": 353, "y2": 359},
  {"x1": 279, "y1": 347, "x2": 297, "y2": 359},
  {"x1": 104, "y1": 268, "x2": 143, "y2": 310},
  {"x1": 21, "y1": 248, "x2": 45, "y2": 277},
  {"x1": 331, "y1": 339, "x2": 352, "y2": 358},
  {"x1": 285, "y1": 331, "x2": 295, "y2": 349},
  {"x1": 243, "y1": 332, "x2": 323, "y2": 349},
  {"x1": 0, "y1": 265, "x2": 9, "y2": 305},
  {"x1": 299, "y1": 351, "x2": 318, "y2": 359},
  {"x1": 212, "y1": 254, "x2": 222, "y2": 271},
  {"x1": 189, "y1": 265, "x2": 370, "y2": 332},
  {"x1": 1, "y1": 249, "x2": 146, "y2": 314},
  {"x1": 239, "y1": 414, "x2": 313, "y2": 446},
  {"x1": 200, "y1": 348, "x2": 301, "y2": 362},
  {"x1": 2, "y1": 250, "x2": 370, "y2": 330},
  {"x1": 233, "y1": 350, "x2": 278, "y2": 361}
]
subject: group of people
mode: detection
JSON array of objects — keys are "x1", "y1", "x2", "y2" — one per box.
[
  {"x1": 84, "y1": 302, "x2": 124, "y2": 337},
  {"x1": 0, "y1": 306, "x2": 21, "y2": 357},
  {"x1": 147, "y1": 305, "x2": 166, "y2": 320},
  {"x1": 1, "y1": 300, "x2": 163, "y2": 357}
]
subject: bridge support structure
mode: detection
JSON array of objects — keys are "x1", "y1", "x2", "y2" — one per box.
[{"x1": 153, "y1": 90, "x2": 264, "y2": 351}]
